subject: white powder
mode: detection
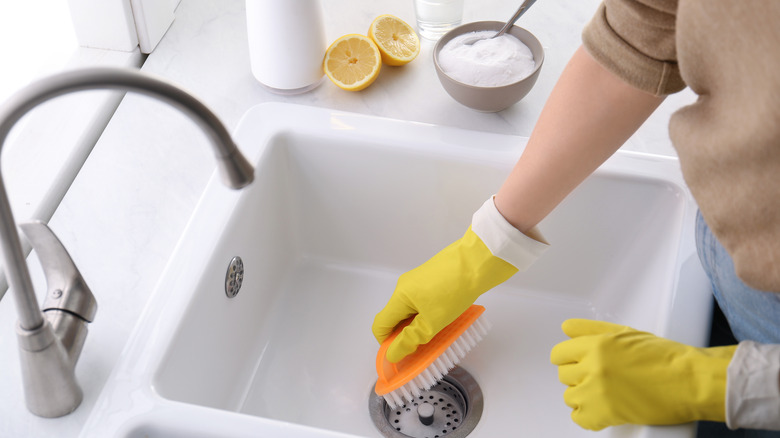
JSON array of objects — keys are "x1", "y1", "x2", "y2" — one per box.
[{"x1": 438, "y1": 31, "x2": 535, "y2": 87}]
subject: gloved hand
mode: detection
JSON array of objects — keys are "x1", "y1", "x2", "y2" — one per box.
[
  {"x1": 372, "y1": 197, "x2": 548, "y2": 363},
  {"x1": 550, "y1": 319, "x2": 737, "y2": 430}
]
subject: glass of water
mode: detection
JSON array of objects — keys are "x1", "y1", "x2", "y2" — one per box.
[{"x1": 413, "y1": 0, "x2": 465, "y2": 41}]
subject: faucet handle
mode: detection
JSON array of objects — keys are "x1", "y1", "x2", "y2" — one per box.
[{"x1": 19, "y1": 221, "x2": 97, "y2": 322}]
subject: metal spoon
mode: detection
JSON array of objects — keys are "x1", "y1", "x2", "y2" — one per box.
[{"x1": 463, "y1": 0, "x2": 538, "y2": 45}]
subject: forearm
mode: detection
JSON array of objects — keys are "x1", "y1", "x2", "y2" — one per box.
[{"x1": 495, "y1": 46, "x2": 665, "y2": 233}]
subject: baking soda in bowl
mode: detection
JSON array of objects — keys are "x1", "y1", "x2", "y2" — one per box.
[{"x1": 438, "y1": 30, "x2": 535, "y2": 87}]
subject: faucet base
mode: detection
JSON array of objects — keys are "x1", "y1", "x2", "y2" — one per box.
[{"x1": 17, "y1": 320, "x2": 83, "y2": 418}]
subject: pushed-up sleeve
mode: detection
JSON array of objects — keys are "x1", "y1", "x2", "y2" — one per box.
[
  {"x1": 727, "y1": 341, "x2": 780, "y2": 430},
  {"x1": 582, "y1": 0, "x2": 684, "y2": 96}
]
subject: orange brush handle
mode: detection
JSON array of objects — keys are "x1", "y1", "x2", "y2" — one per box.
[{"x1": 375, "y1": 304, "x2": 485, "y2": 396}]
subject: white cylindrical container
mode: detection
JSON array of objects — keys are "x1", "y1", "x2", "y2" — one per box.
[{"x1": 246, "y1": 0, "x2": 326, "y2": 94}]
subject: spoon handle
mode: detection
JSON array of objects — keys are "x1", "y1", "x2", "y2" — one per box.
[{"x1": 494, "y1": 0, "x2": 538, "y2": 38}]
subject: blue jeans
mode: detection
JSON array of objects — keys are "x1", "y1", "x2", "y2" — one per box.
[
  {"x1": 696, "y1": 211, "x2": 780, "y2": 344},
  {"x1": 695, "y1": 211, "x2": 780, "y2": 437}
]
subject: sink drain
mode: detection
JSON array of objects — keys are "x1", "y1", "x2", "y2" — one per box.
[
  {"x1": 225, "y1": 256, "x2": 244, "y2": 298},
  {"x1": 369, "y1": 367, "x2": 483, "y2": 438}
]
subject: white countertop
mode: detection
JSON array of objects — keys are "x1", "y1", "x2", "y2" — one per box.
[{"x1": 0, "y1": 0, "x2": 696, "y2": 436}]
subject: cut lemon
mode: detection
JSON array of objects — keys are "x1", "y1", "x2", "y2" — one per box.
[
  {"x1": 323, "y1": 34, "x2": 382, "y2": 91},
  {"x1": 368, "y1": 15, "x2": 420, "y2": 66}
]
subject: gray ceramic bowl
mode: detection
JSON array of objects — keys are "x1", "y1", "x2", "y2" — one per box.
[{"x1": 433, "y1": 21, "x2": 544, "y2": 112}]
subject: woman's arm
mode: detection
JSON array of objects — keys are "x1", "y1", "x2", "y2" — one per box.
[
  {"x1": 373, "y1": 45, "x2": 668, "y2": 364},
  {"x1": 495, "y1": 46, "x2": 665, "y2": 233}
]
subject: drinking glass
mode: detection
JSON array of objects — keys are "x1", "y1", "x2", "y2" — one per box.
[{"x1": 413, "y1": 0, "x2": 465, "y2": 41}]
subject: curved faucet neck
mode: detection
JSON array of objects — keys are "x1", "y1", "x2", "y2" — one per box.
[{"x1": 0, "y1": 67, "x2": 254, "y2": 331}]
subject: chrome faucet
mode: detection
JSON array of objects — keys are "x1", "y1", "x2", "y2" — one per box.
[{"x1": 0, "y1": 67, "x2": 255, "y2": 417}]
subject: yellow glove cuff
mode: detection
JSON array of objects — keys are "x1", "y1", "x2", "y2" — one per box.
[{"x1": 471, "y1": 196, "x2": 549, "y2": 271}]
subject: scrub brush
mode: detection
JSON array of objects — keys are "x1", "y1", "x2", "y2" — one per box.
[{"x1": 374, "y1": 304, "x2": 491, "y2": 408}]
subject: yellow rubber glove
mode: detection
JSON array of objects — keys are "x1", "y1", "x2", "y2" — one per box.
[
  {"x1": 373, "y1": 227, "x2": 516, "y2": 362},
  {"x1": 372, "y1": 197, "x2": 549, "y2": 363},
  {"x1": 550, "y1": 319, "x2": 737, "y2": 431}
]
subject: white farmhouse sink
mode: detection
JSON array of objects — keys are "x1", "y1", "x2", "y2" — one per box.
[{"x1": 81, "y1": 103, "x2": 712, "y2": 438}]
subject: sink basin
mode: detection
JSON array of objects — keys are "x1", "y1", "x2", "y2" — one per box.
[{"x1": 82, "y1": 103, "x2": 712, "y2": 437}]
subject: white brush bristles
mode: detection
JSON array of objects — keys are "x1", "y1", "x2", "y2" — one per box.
[{"x1": 382, "y1": 314, "x2": 491, "y2": 409}]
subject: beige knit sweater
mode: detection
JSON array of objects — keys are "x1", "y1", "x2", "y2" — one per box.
[{"x1": 583, "y1": 0, "x2": 780, "y2": 292}]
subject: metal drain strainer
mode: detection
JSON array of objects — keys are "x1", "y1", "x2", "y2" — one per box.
[
  {"x1": 369, "y1": 367, "x2": 483, "y2": 438},
  {"x1": 225, "y1": 256, "x2": 244, "y2": 298}
]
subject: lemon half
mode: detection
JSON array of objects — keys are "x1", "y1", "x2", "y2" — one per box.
[
  {"x1": 369, "y1": 15, "x2": 420, "y2": 66},
  {"x1": 323, "y1": 34, "x2": 382, "y2": 91}
]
